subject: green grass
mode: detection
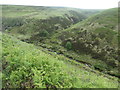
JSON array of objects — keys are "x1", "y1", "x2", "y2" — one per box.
[
  {"x1": 3, "y1": 5, "x2": 97, "y2": 39},
  {"x1": 2, "y1": 5, "x2": 101, "y2": 19},
  {"x1": 1, "y1": 5, "x2": 119, "y2": 88},
  {"x1": 2, "y1": 5, "x2": 102, "y2": 41},
  {"x1": 1, "y1": 32, "x2": 118, "y2": 88},
  {"x1": 37, "y1": 7, "x2": 119, "y2": 77},
  {"x1": 3, "y1": 6, "x2": 118, "y2": 78}
]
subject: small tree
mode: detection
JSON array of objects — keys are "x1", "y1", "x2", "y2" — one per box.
[
  {"x1": 65, "y1": 41, "x2": 72, "y2": 50},
  {"x1": 39, "y1": 30, "x2": 49, "y2": 37}
]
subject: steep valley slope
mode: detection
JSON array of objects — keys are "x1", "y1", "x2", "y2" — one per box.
[
  {"x1": 26, "y1": 8, "x2": 119, "y2": 78},
  {"x1": 2, "y1": 5, "x2": 101, "y2": 39},
  {"x1": 39, "y1": 8, "x2": 119, "y2": 77},
  {"x1": 1, "y1": 32, "x2": 118, "y2": 88},
  {"x1": 1, "y1": 5, "x2": 119, "y2": 88}
]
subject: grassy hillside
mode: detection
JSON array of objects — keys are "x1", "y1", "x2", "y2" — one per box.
[
  {"x1": 1, "y1": 5, "x2": 119, "y2": 88},
  {"x1": 2, "y1": 5, "x2": 101, "y2": 39},
  {"x1": 2, "y1": 5, "x2": 101, "y2": 18},
  {"x1": 1, "y1": 32, "x2": 118, "y2": 88},
  {"x1": 33, "y1": 8, "x2": 119, "y2": 77}
]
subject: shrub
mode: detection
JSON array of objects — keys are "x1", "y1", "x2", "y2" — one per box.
[
  {"x1": 107, "y1": 59, "x2": 116, "y2": 67},
  {"x1": 2, "y1": 17, "x2": 24, "y2": 30},
  {"x1": 39, "y1": 30, "x2": 49, "y2": 37},
  {"x1": 65, "y1": 41, "x2": 72, "y2": 50}
]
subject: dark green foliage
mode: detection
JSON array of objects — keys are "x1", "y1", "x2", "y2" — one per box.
[
  {"x1": 106, "y1": 59, "x2": 117, "y2": 67},
  {"x1": 67, "y1": 10, "x2": 86, "y2": 23},
  {"x1": 94, "y1": 27, "x2": 117, "y2": 43},
  {"x1": 94, "y1": 63, "x2": 107, "y2": 71},
  {"x1": 2, "y1": 17, "x2": 25, "y2": 30},
  {"x1": 39, "y1": 30, "x2": 49, "y2": 37},
  {"x1": 45, "y1": 8, "x2": 119, "y2": 77},
  {"x1": 65, "y1": 41, "x2": 72, "y2": 50}
]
